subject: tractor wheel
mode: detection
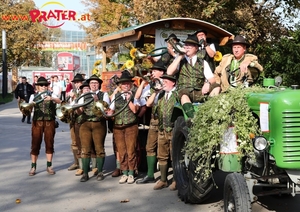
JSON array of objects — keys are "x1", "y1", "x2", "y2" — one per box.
[
  {"x1": 223, "y1": 173, "x2": 251, "y2": 212},
  {"x1": 172, "y1": 116, "x2": 213, "y2": 203}
]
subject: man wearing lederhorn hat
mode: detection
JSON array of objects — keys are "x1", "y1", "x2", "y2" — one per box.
[
  {"x1": 152, "y1": 33, "x2": 180, "y2": 67},
  {"x1": 76, "y1": 74, "x2": 110, "y2": 182},
  {"x1": 28, "y1": 77, "x2": 61, "y2": 176},
  {"x1": 135, "y1": 60, "x2": 166, "y2": 185},
  {"x1": 214, "y1": 35, "x2": 264, "y2": 92},
  {"x1": 66, "y1": 73, "x2": 86, "y2": 176},
  {"x1": 109, "y1": 70, "x2": 140, "y2": 184},
  {"x1": 167, "y1": 33, "x2": 220, "y2": 119},
  {"x1": 144, "y1": 73, "x2": 178, "y2": 190}
]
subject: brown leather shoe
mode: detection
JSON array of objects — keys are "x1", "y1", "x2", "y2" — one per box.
[
  {"x1": 91, "y1": 168, "x2": 98, "y2": 176},
  {"x1": 75, "y1": 169, "x2": 83, "y2": 176},
  {"x1": 47, "y1": 167, "x2": 56, "y2": 175},
  {"x1": 29, "y1": 168, "x2": 36, "y2": 176},
  {"x1": 68, "y1": 163, "x2": 79, "y2": 171},
  {"x1": 153, "y1": 180, "x2": 168, "y2": 190},
  {"x1": 169, "y1": 181, "x2": 177, "y2": 191},
  {"x1": 111, "y1": 168, "x2": 121, "y2": 177}
]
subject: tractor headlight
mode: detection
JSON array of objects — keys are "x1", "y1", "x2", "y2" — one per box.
[{"x1": 253, "y1": 136, "x2": 268, "y2": 151}]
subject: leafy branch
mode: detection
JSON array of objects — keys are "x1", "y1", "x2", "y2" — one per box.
[{"x1": 185, "y1": 86, "x2": 268, "y2": 181}]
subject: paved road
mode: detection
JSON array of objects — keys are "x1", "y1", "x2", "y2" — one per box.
[{"x1": 0, "y1": 99, "x2": 298, "y2": 212}]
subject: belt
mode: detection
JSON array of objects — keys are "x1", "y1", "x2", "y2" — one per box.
[{"x1": 114, "y1": 123, "x2": 137, "y2": 128}]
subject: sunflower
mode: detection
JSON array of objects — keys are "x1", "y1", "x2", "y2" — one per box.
[
  {"x1": 214, "y1": 51, "x2": 223, "y2": 62},
  {"x1": 125, "y1": 60, "x2": 134, "y2": 69},
  {"x1": 94, "y1": 60, "x2": 101, "y2": 66},
  {"x1": 129, "y1": 48, "x2": 137, "y2": 59},
  {"x1": 92, "y1": 68, "x2": 100, "y2": 77}
]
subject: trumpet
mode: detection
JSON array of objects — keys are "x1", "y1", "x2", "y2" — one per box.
[
  {"x1": 19, "y1": 91, "x2": 48, "y2": 116},
  {"x1": 56, "y1": 92, "x2": 94, "y2": 122}
]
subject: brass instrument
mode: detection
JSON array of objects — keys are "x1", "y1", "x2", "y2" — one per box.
[
  {"x1": 56, "y1": 92, "x2": 94, "y2": 122},
  {"x1": 92, "y1": 91, "x2": 133, "y2": 118},
  {"x1": 134, "y1": 47, "x2": 168, "y2": 60},
  {"x1": 137, "y1": 67, "x2": 163, "y2": 91},
  {"x1": 167, "y1": 37, "x2": 185, "y2": 54},
  {"x1": 55, "y1": 96, "x2": 71, "y2": 123},
  {"x1": 18, "y1": 91, "x2": 48, "y2": 116}
]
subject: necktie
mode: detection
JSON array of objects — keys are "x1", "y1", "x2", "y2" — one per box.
[
  {"x1": 189, "y1": 58, "x2": 193, "y2": 66},
  {"x1": 165, "y1": 92, "x2": 169, "y2": 100}
]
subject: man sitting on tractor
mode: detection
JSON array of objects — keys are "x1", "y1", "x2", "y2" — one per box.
[
  {"x1": 167, "y1": 34, "x2": 220, "y2": 118},
  {"x1": 214, "y1": 35, "x2": 264, "y2": 92}
]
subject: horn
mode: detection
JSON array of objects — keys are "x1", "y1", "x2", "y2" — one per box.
[
  {"x1": 19, "y1": 91, "x2": 48, "y2": 116},
  {"x1": 167, "y1": 38, "x2": 185, "y2": 54},
  {"x1": 148, "y1": 47, "x2": 168, "y2": 57},
  {"x1": 92, "y1": 91, "x2": 132, "y2": 118},
  {"x1": 137, "y1": 66, "x2": 163, "y2": 91},
  {"x1": 149, "y1": 78, "x2": 163, "y2": 91},
  {"x1": 60, "y1": 92, "x2": 94, "y2": 116},
  {"x1": 56, "y1": 96, "x2": 72, "y2": 123},
  {"x1": 134, "y1": 49, "x2": 148, "y2": 59}
]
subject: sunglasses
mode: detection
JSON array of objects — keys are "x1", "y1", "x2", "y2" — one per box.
[{"x1": 40, "y1": 84, "x2": 48, "y2": 87}]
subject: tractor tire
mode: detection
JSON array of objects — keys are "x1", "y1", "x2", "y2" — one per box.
[
  {"x1": 172, "y1": 116, "x2": 213, "y2": 203},
  {"x1": 223, "y1": 173, "x2": 251, "y2": 212}
]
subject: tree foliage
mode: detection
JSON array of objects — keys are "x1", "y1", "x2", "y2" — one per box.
[
  {"x1": 81, "y1": 0, "x2": 300, "y2": 84},
  {"x1": 80, "y1": 0, "x2": 133, "y2": 45},
  {"x1": 0, "y1": 0, "x2": 59, "y2": 68},
  {"x1": 258, "y1": 26, "x2": 300, "y2": 85}
]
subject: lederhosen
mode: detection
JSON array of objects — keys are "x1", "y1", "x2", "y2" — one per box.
[
  {"x1": 31, "y1": 92, "x2": 56, "y2": 156},
  {"x1": 156, "y1": 91, "x2": 177, "y2": 165},
  {"x1": 69, "y1": 89, "x2": 83, "y2": 158},
  {"x1": 80, "y1": 91, "x2": 107, "y2": 158},
  {"x1": 113, "y1": 91, "x2": 139, "y2": 172},
  {"x1": 145, "y1": 88, "x2": 163, "y2": 156}
]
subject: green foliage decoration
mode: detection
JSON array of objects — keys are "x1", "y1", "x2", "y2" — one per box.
[{"x1": 185, "y1": 86, "x2": 268, "y2": 182}]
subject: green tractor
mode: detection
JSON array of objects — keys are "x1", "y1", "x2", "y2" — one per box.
[{"x1": 171, "y1": 77, "x2": 300, "y2": 212}]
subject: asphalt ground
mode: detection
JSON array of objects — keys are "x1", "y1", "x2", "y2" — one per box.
[{"x1": 0, "y1": 98, "x2": 296, "y2": 212}]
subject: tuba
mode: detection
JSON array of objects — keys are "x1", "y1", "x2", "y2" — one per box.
[
  {"x1": 56, "y1": 92, "x2": 94, "y2": 122},
  {"x1": 92, "y1": 91, "x2": 133, "y2": 118},
  {"x1": 19, "y1": 91, "x2": 48, "y2": 116}
]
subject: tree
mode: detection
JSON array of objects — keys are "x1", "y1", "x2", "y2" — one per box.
[
  {"x1": 0, "y1": 0, "x2": 48, "y2": 68},
  {"x1": 258, "y1": 26, "x2": 300, "y2": 85},
  {"x1": 80, "y1": 0, "x2": 133, "y2": 45}
]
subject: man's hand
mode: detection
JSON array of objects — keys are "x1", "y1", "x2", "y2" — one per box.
[
  {"x1": 202, "y1": 82, "x2": 210, "y2": 95},
  {"x1": 240, "y1": 61, "x2": 251, "y2": 73}
]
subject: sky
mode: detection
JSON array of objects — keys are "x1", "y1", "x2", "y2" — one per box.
[{"x1": 33, "y1": 0, "x2": 90, "y2": 31}]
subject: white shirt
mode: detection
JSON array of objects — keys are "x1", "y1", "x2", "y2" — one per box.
[
  {"x1": 110, "y1": 91, "x2": 136, "y2": 110},
  {"x1": 135, "y1": 84, "x2": 151, "y2": 106},
  {"x1": 77, "y1": 91, "x2": 110, "y2": 105},
  {"x1": 200, "y1": 43, "x2": 216, "y2": 53},
  {"x1": 154, "y1": 87, "x2": 176, "y2": 105}
]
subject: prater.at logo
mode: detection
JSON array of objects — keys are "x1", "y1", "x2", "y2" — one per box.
[{"x1": 29, "y1": 1, "x2": 90, "y2": 28}]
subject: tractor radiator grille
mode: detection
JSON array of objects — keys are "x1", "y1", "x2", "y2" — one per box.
[{"x1": 282, "y1": 111, "x2": 300, "y2": 163}]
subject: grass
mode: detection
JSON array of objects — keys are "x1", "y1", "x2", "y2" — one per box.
[{"x1": 0, "y1": 93, "x2": 14, "y2": 104}]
